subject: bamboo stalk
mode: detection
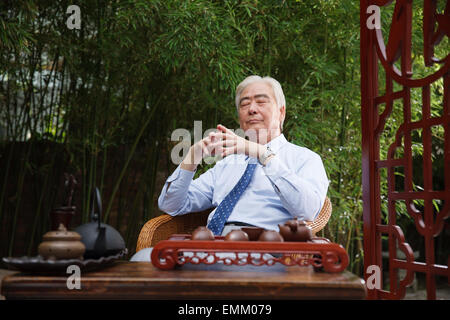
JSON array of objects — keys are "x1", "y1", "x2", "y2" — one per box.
[
  {"x1": 26, "y1": 51, "x2": 63, "y2": 253},
  {"x1": 99, "y1": 82, "x2": 111, "y2": 198},
  {"x1": 7, "y1": 40, "x2": 41, "y2": 255},
  {"x1": 26, "y1": 153, "x2": 56, "y2": 255},
  {"x1": 0, "y1": 141, "x2": 15, "y2": 233},
  {"x1": 124, "y1": 170, "x2": 145, "y2": 246},
  {"x1": 103, "y1": 83, "x2": 169, "y2": 222},
  {"x1": 8, "y1": 140, "x2": 33, "y2": 256},
  {"x1": 145, "y1": 141, "x2": 161, "y2": 222},
  {"x1": 345, "y1": 213, "x2": 354, "y2": 254},
  {"x1": 82, "y1": 131, "x2": 88, "y2": 223}
]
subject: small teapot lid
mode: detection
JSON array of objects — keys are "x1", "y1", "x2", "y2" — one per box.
[{"x1": 42, "y1": 223, "x2": 82, "y2": 242}]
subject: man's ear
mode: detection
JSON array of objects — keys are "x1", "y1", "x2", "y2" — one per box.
[{"x1": 280, "y1": 105, "x2": 286, "y2": 125}]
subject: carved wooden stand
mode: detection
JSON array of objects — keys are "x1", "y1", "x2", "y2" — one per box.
[{"x1": 151, "y1": 234, "x2": 349, "y2": 273}]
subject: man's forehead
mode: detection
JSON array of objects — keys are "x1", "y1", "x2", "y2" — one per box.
[{"x1": 240, "y1": 82, "x2": 275, "y2": 99}]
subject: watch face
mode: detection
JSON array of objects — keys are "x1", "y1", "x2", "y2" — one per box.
[{"x1": 260, "y1": 148, "x2": 275, "y2": 165}]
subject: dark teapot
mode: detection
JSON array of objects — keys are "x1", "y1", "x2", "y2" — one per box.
[
  {"x1": 74, "y1": 187, "x2": 126, "y2": 259},
  {"x1": 278, "y1": 217, "x2": 312, "y2": 242}
]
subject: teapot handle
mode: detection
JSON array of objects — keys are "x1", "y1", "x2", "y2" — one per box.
[{"x1": 90, "y1": 187, "x2": 102, "y2": 229}]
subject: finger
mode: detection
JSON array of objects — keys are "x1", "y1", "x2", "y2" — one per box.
[
  {"x1": 212, "y1": 145, "x2": 224, "y2": 157},
  {"x1": 213, "y1": 132, "x2": 236, "y2": 142},
  {"x1": 206, "y1": 139, "x2": 224, "y2": 156},
  {"x1": 208, "y1": 131, "x2": 223, "y2": 142},
  {"x1": 202, "y1": 135, "x2": 214, "y2": 147},
  {"x1": 222, "y1": 147, "x2": 236, "y2": 158},
  {"x1": 221, "y1": 146, "x2": 237, "y2": 158},
  {"x1": 207, "y1": 140, "x2": 236, "y2": 155},
  {"x1": 217, "y1": 124, "x2": 235, "y2": 135},
  {"x1": 202, "y1": 143, "x2": 211, "y2": 157},
  {"x1": 191, "y1": 142, "x2": 204, "y2": 164},
  {"x1": 208, "y1": 131, "x2": 232, "y2": 143},
  {"x1": 207, "y1": 132, "x2": 214, "y2": 143},
  {"x1": 208, "y1": 131, "x2": 222, "y2": 143},
  {"x1": 215, "y1": 139, "x2": 236, "y2": 147}
]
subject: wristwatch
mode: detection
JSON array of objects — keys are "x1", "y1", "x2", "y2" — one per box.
[{"x1": 258, "y1": 147, "x2": 276, "y2": 166}]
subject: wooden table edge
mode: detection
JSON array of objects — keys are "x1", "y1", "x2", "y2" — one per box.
[{"x1": 1, "y1": 262, "x2": 367, "y2": 300}]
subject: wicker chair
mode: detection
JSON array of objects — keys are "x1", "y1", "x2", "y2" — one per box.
[{"x1": 136, "y1": 196, "x2": 332, "y2": 252}]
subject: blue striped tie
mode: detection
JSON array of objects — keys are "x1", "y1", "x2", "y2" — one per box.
[{"x1": 207, "y1": 162, "x2": 257, "y2": 235}]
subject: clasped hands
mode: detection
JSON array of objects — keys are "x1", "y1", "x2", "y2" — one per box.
[{"x1": 181, "y1": 124, "x2": 266, "y2": 171}]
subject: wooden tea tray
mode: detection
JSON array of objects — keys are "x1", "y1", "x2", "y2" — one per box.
[{"x1": 151, "y1": 234, "x2": 349, "y2": 272}]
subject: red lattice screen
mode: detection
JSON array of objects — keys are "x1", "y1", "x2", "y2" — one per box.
[{"x1": 360, "y1": 0, "x2": 450, "y2": 299}]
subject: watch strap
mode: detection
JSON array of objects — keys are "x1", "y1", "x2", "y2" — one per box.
[{"x1": 259, "y1": 147, "x2": 275, "y2": 166}]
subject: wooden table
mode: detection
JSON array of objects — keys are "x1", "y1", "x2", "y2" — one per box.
[{"x1": 1, "y1": 261, "x2": 367, "y2": 299}]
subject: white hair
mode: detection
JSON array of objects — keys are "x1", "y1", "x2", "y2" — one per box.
[{"x1": 235, "y1": 75, "x2": 286, "y2": 130}]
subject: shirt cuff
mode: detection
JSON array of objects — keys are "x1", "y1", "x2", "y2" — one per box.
[
  {"x1": 261, "y1": 155, "x2": 284, "y2": 192},
  {"x1": 167, "y1": 165, "x2": 196, "y2": 183},
  {"x1": 262, "y1": 154, "x2": 283, "y2": 177}
]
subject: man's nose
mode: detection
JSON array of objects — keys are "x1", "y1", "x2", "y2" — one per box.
[{"x1": 248, "y1": 101, "x2": 258, "y2": 114}]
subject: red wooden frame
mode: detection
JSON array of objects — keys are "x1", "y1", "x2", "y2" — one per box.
[
  {"x1": 361, "y1": 0, "x2": 450, "y2": 299},
  {"x1": 151, "y1": 234, "x2": 349, "y2": 273}
]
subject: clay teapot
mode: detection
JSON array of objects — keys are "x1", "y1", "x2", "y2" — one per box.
[
  {"x1": 225, "y1": 230, "x2": 249, "y2": 241},
  {"x1": 258, "y1": 230, "x2": 284, "y2": 242},
  {"x1": 191, "y1": 226, "x2": 215, "y2": 241},
  {"x1": 241, "y1": 227, "x2": 265, "y2": 241},
  {"x1": 74, "y1": 188, "x2": 126, "y2": 259},
  {"x1": 278, "y1": 217, "x2": 312, "y2": 242},
  {"x1": 38, "y1": 223, "x2": 86, "y2": 260}
]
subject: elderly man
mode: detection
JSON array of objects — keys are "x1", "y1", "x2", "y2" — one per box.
[{"x1": 130, "y1": 75, "x2": 328, "y2": 261}]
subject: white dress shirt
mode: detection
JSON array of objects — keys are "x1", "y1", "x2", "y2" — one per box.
[{"x1": 158, "y1": 134, "x2": 329, "y2": 231}]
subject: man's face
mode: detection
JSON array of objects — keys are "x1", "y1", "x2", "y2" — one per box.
[{"x1": 238, "y1": 81, "x2": 285, "y2": 143}]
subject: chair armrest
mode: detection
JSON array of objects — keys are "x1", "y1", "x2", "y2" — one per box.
[
  {"x1": 306, "y1": 196, "x2": 332, "y2": 234},
  {"x1": 136, "y1": 211, "x2": 210, "y2": 252}
]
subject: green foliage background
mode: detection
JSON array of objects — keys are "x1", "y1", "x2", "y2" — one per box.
[{"x1": 0, "y1": 0, "x2": 448, "y2": 276}]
